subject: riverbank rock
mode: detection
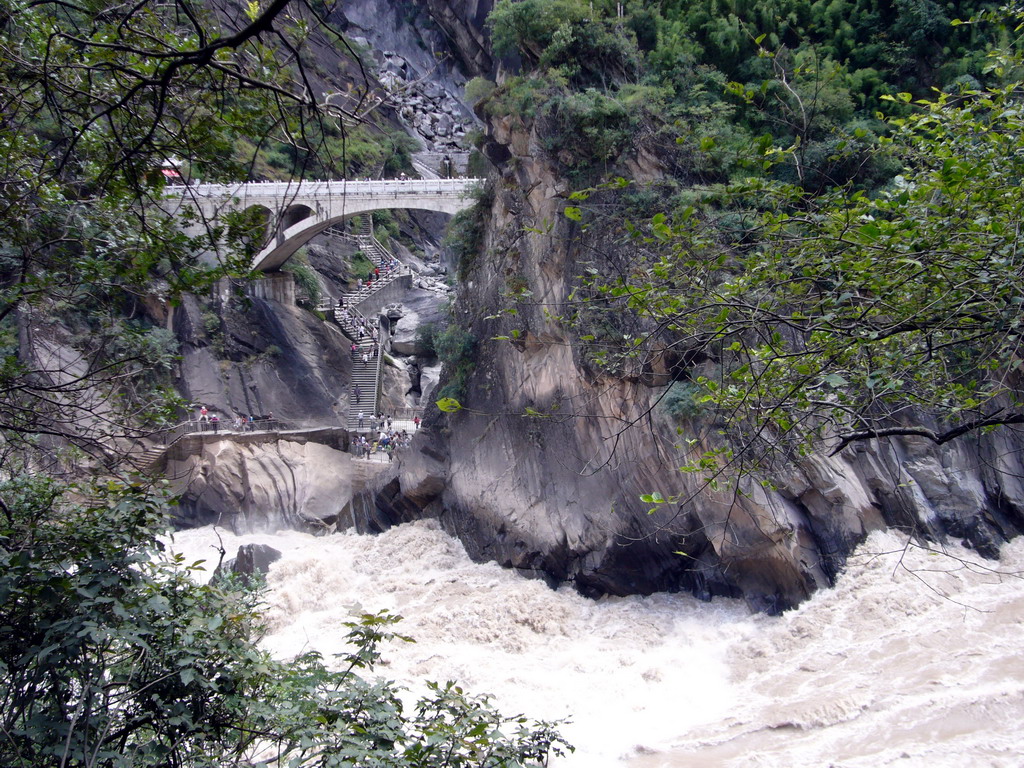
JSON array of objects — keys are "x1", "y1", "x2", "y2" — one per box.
[
  {"x1": 215, "y1": 543, "x2": 283, "y2": 587},
  {"x1": 169, "y1": 436, "x2": 355, "y2": 534},
  {"x1": 374, "y1": 88, "x2": 1024, "y2": 614}
]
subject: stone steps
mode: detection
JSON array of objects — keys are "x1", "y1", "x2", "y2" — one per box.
[
  {"x1": 319, "y1": 223, "x2": 406, "y2": 435},
  {"x1": 126, "y1": 445, "x2": 167, "y2": 473}
]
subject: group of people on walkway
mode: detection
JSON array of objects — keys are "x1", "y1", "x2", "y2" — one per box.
[
  {"x1": 343, "y1": 313, "x2": 379, "y2": 344},
  {"x1": 354, "y1": 411, "x2": 420, "y2": 430},
  {"x1": 352, "y1": 427, "x2": 413, "y2": 462},
  {"x1": 353, "y1": 256, "x2": 402, "y2": 293},
  {"x1": 356, "y1": 411, "x2": 393, "y2": 431},
  {"x1": 344, "y1": 310, "x2": 381, "y2": 367},
  {"x1": 195, "y1": 405, "x2": 274, "y2": 433},
  {"x1": 351, "y1": 339, "x2": 380, "y2": 366}
]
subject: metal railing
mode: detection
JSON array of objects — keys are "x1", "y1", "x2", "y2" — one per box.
[
  {"x1": 372, "y1": 320, "x2": 388, "y2": 413},
  {"x1": 155, "y1": 417, "x2": 293, "y2": 445},
  {"x1": 164, "y1": 178, "x2": 483, "y2": 201},
  {"x1": 388, "y1": 407, "x2": 425, "y2": 422}
]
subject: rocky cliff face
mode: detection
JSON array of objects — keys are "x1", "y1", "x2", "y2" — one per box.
[
  {"x1": 174, "y1": 290, "x2": 351, "y2": 427},
  {"x1": 372, "y1": 8, "x2": 1024, "y2": 612},
  {"x1": 165, "y1": 0, "x2": 1024, "y2": 613},
  {"x1": 413, "y1": 0, "x2": 495, "y2": 77}
]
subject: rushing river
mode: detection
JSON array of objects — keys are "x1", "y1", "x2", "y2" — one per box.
[{"x1": 167, "y1": 521, "x2": 1024, "y2": 768}]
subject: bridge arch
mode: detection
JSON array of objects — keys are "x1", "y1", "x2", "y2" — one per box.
[
  {"x1": 162, "y1": 178, "x2": 483, "y2": 272},
  {"x1": 229, "y1": 204, "x2": 272, "y2": 252},
  {"x1": 280, "y1": 203, "x2": 315, "y2": 232},
  {"x1": 250, "y1": 187, "x2": 480, "y2": 272}
]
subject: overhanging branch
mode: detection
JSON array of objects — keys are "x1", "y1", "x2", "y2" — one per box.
[{"x1": 830, "y1": 411, "x2": 1024, "y2": 455}]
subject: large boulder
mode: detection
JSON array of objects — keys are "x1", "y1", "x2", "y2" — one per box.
[
  {"x1": 389, "y1": 291, "x2": 446, "y2": 356},
  {"x1": 215, "y1": 543, "x2": 282, "y2": 587},
  {"x1": 170, "y1": 436, "x2": 355, "y2": 533}
]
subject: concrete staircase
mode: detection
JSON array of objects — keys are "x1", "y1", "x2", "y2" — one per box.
[
  {"x1": 317, "y1": 220, "x2": 407, "y2": 432},
  {"x1": 318, "y1": 298, "x2": 383, "y2": 432},
  {"x1": 346, "y1": 340, "x2": 380, "y2": 431},
  {"x1": 126, "y1": 445, "x2": 167, "y2": 474}
]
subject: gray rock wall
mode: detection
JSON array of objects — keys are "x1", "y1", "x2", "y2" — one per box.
[
  {"x1": 174, "y1": 293, "x2": 352, "y2": 428},
  {"x1": 169, "y1": 434, "x2": 357, "y2": 533},
  {"x1": 414, "y1": 0, "x2": 495, "y2": 77},
  {"x1": 375, "y1": 90, "x2": 1024, "y2": 613}
]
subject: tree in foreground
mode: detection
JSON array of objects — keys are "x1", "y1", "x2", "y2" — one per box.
[
  {"x1": 0, "y1": 476, "x2": 570, "y2": 767},
  {"x1": 0, "y1": 0, "x2": 570, "y2": 764},
  {"x1": 0, "y1": 0, "x2": 368, "y2": 459}
]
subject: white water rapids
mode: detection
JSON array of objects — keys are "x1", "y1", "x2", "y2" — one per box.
[{"x1": 167, "y1": 521, "x2": 1024, "y2": 767}]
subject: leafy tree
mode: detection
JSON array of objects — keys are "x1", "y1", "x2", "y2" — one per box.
[
  {"x1": 540, "y1": 89, "x2": 635, "y2": 180},
  {"x1": 487, "y1": 0, "x2": 590, "y2": 67},
  {"x1": 284, "y1": 250, "x2": 323, "y2": 307},
  {"x1": 444, "y1": 184, "x2": 493, "y2": 280},
  {"x1": 0, "y1": 0, "x2": 368, "y2": 458},
  {"x1": 573, "y1": 72, "x2": 1024, "y2": 478},
  {"x1": 435, "y1": 325, "x2": 478, "y2": 403},
  {"x1": 0, "y1": 1, "x2": 571, "y2": 764},
  {"x1": 0, "y1": 476, "x2": 571, "y2": 767}
]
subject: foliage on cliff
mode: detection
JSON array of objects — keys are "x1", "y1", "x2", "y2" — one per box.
[
  {"x1": 574, "y1": 76, "x2": 1024, "y2": 470},
  {"x1": 484, "y1": 0, "x2": 1002, "y2": 188},
  {"x1": 472, "y1": 1, "x2": 1024, "y2": 478}
]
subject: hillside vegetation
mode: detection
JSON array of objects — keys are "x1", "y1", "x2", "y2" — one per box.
[{"x1": 473, "y1": 0, "x2": 1024, "y2": 484}]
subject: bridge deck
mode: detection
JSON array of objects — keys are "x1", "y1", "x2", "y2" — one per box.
[
  {"x1": 165, "y1": 177, "x2": 482, "y2": 202},
  {"x1": 163, "y1": 176, "x2": 485, "y2": 271}
]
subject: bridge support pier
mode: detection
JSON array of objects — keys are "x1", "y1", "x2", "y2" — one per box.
[{"x1": 217, "y1": 273, "x2": 296, "y2": 304}]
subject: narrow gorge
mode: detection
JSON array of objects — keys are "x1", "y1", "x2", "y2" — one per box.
[{"x1": 3, "y1": 0, "x2": 1023, "y2": 765}]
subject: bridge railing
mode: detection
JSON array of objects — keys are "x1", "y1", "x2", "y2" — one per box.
[
  {"x1": 388, "y1": 407, "x2": 425, "y2": 422},
  {"x1": 154, "y1": 417, "x2": 294, "y2": 444},
  {"x1": 164, "y1": 178, "x2": 483, "y2": 201}
]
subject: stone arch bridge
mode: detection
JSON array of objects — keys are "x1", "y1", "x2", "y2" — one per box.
[{"x1": 163, "y1": 178, "x2": 482, "y2": 271}]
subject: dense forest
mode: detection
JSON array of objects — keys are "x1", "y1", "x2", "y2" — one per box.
[{"x1": 483, "y1": 0, "x2": 1003, "y2": 189}]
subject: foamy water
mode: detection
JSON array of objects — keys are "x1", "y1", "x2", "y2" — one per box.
[{"x1": 166, "y1": 523, "x2": 1024, "y2": 767}]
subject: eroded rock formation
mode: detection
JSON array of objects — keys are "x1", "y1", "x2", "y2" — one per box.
[
  {"x1": 373, "y1": 33, "x2": 1024, "y2": 612},
  {"x1": 170, "y1": 435, "x2": 357, "y2": 533},
  {"x1": 215, "y1": 543, "x2": 283, "y2": 587}
]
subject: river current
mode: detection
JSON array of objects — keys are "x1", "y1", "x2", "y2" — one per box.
[{"x1": 167, "y1": 521, "x2": 1024, "y2": 767}]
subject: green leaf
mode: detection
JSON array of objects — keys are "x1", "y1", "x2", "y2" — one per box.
[{"x1": 436, "y1": 397, "x2": 463, "y2": 413}]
